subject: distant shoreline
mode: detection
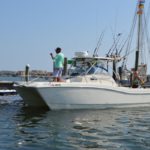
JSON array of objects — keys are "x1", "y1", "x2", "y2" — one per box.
[{"x1": 0, "y1": 70, "x2": 52, "y2": 77}]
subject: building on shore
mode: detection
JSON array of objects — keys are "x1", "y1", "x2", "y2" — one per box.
[{"x1": 0, "y1": 70, "x2": 52, "y2": 78}]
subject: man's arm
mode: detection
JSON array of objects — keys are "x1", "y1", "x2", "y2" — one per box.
[{"x1": 50, "y1": 53, "x2": 54, "y2": 59}]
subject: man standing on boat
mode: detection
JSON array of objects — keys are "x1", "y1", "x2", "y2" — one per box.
[{"x1": 50, "y1": 47, "x2": 64, "y2": 82}]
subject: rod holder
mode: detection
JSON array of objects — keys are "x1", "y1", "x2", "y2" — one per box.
[{"x1": 63, "y1": 57, "x2": 68, "y2": 76}]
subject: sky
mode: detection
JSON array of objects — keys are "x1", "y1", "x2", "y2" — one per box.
[{"x1": 0, "y1": 0, "x2": 149, "y2": 71}]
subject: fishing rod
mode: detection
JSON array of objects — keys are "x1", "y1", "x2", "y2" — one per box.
[
  {"x1": 121, "y1": 3, "x2": 138, "y2": 69},
  {"x1": 107, "y1": 32, "x2": 122, "y2": 57},
  {"x1": 93, "y1": 30, "x2": 105, "y2": 57},
  {"x1": 111, "y1": 33, "x2": 122, "y2": 56}
]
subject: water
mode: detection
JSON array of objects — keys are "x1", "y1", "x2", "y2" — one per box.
[
  {"x1": 0, "y1": 97, "x2": 150, "y2": 150},
  {"x1": 1, "y1": 77, "x2": 150, "y2": 149}
]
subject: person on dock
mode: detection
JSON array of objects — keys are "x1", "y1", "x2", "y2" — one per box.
[{"x1": 50, "y1": 47, "x2": 64, "y2": 82}]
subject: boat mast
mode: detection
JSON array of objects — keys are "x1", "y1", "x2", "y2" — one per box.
[{"x1": 135, "y1": 0, "x2": 145, "y2": 71}]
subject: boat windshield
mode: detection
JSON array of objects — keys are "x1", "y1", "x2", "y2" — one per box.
[{"x1": 68, "y1": 57, "x2": 109, "y2": 76}]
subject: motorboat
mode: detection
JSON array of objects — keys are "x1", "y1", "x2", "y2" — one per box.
[
  {"x1": 0, "y1": 81, "x2": 17, "y2": 96},
  {"x1": 14, "y1": 0, "x2": 150, "y2": 110},
  {"x1": 14, "y1": 53, "x2": 150, "y2": 110}
]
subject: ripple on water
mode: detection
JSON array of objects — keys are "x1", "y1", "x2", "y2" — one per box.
[
  {"x1": 69, "y1": 108, "x2": 150, "y2": 150},
  {"x1": 0, "y1": 95, "x2": 22, "y2": 105},
  {"x1": 0, "y1": 102, "x2": 150, "y2": 150}
]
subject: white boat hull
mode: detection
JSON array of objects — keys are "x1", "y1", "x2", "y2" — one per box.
[{"x1": 15, "y1": 82, "x2": 150, "y2": 110}]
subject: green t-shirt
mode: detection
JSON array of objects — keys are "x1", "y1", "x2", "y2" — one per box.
[{"x1": 54, "y1": 53, "x2": 64, "y2": 68}]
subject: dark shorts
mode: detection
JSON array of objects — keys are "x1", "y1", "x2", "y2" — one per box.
[{"x1": 53, "y1": 68, "x2": 63, "y2": 77}]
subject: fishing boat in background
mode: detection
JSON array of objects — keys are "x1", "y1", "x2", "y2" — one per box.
[{"x1": 14, "y1": 0, "x2": 150, "y2": 110}]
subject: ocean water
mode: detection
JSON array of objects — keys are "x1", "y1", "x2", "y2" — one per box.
[
  {"x1": 0, "y1": 77, "x2": 150, "y2": 150},
  {"x1": 0, "y1": 97, "x2": 150, "y2": 150}
]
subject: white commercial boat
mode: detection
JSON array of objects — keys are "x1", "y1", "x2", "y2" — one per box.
[{"x1": 14, "y1": 0, "x2": 150, "y2": 110}]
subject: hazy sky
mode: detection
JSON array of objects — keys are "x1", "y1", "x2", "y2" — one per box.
[{"x1": 0, "y1": 0, "x2": 149, "y2": 71}]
